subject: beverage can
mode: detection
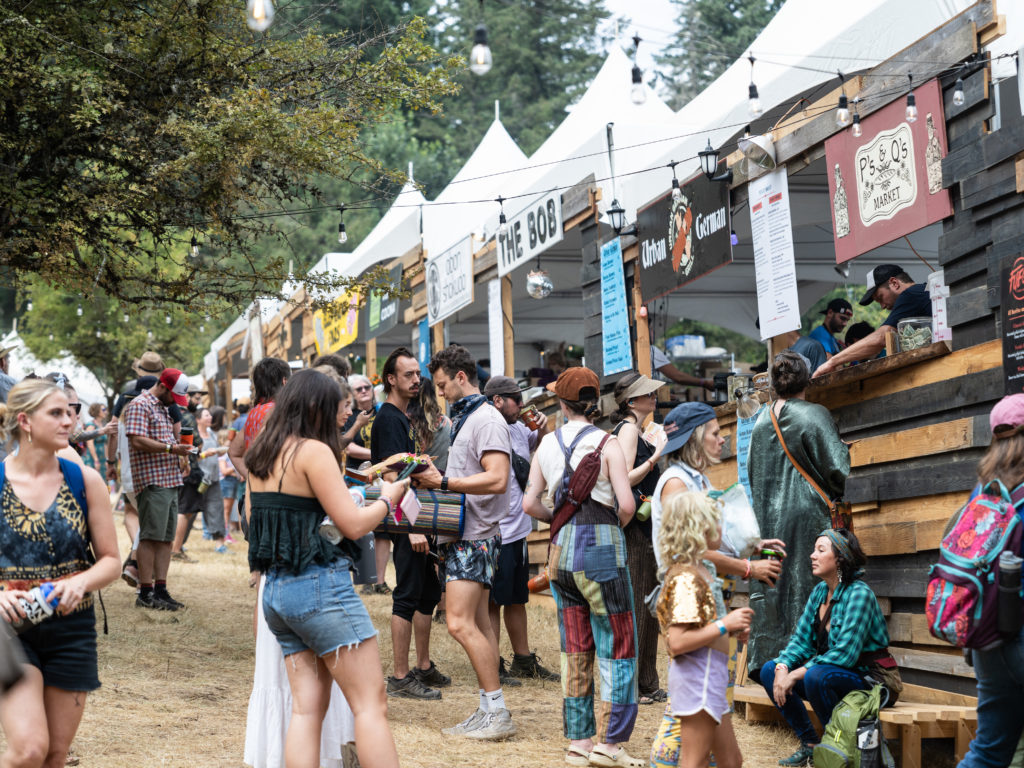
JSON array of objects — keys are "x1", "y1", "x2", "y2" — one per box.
[
  {"x1": 12, "y1": 583, "x2": 59, "y2": 634},
  {"x1": 761, "y1": 548, "x2": 784, "y2": 561},
  {"x1": 520, "y1": 405, "x2": 542, "y2": 431},
  {"x1": 318, "y1": 517, "x2": 342, "y2": 545}
]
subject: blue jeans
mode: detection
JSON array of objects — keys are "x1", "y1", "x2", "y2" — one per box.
[
  {"x1": 759, "y1": 660, "x2": 869, "y2": 745},
  {"x1": 957, "y1": 628, "x2": 1024, "y2": 768}
]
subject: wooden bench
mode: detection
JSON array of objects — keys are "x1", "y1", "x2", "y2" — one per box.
[{"x1": 733, "y1": 683, "x2": 977, "y2": 768}]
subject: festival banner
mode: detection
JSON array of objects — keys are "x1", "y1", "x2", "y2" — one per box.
[
  {"x1": 496, "y1": 190, "x2": 564, "y2": 276},
  {"x1": 1001, "y1": 253, "x2": 1024, "y2": 394},
  {"x1": 636, "y1": 171, "x2": 732, "y2": 304},
  {"x1": 360, "y1": 263, "x2": 403, "y2": 341},
  {"x1": 312, "y1": 290, "x2": 360, "y2": 355},
  {"x1": 427, "y1": 236, "x2": 475, "y2": 325},
  {"x1": 600, "y1": 238, "x2": 633, "y2": 376},
  {"x1": 826, "y1": 78, "x2": 952, "y2": 264}
]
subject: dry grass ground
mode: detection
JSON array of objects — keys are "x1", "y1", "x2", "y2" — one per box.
[{"x1": 0, "y1": 517, "x2": 801, "y2": 767}]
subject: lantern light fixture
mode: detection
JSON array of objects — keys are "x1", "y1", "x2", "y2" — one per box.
[
  {"x1": 246, "y1": 0, "x2": 274, "y2": 32},
  {"x1": 698, "y1": 139, "x2": 733, "y2": 184}
]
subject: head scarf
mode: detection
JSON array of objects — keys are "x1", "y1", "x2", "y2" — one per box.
[{"x1": 819, "y1": 528, "x2": 863, "y2": 581}]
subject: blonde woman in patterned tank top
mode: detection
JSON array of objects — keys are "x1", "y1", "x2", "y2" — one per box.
[
  {"x1": 649, "y1": 491, "x2": 754, "y2": 768},
  {"x1": 0, "y1": 378, "x2": 120, "y2": 768}
]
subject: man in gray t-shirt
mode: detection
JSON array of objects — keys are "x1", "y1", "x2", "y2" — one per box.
[{"x1": 418, "y1": 344, "x2": 515, "y2": 741}]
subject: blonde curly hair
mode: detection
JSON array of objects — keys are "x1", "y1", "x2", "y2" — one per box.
[{"x1": 657, "y1": 490, "x2": 721, "y2": 567}]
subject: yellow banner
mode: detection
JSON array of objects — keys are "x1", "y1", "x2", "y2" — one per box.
[{"x1": 312, "y1": 291, "x2": 360, "y2": 355}]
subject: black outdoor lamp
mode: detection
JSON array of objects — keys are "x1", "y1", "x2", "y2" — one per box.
[
  {"x1": 698, "y1": 139, "x2": 733, "y2": 184},
  {"x1": 607, "y1": 199, "x2": 637, "y2": 237}
]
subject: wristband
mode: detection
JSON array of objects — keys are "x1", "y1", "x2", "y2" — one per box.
[
  {"x1": 380, "y1": 496, "x2": 393, "y2": 520},
  {"x1": 743, "y1": 559, "x2": 751, "y2": 579},
  {"x1": 440, "y1": 476, "x2": 449, "y2": 493},
  {"x1": 165, "y1": 444, "x2": 171, "y2": 454},
  {"x1": 715, "y1": 619, "x2": 727, "y2": 636}
]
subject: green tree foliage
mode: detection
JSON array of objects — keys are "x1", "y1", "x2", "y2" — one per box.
[
  {"x1": 0, "y1": 1, "x2": 459, "y2": 311},
  {"x1": 656, "y1": 0, "x2": 784, "y2": 109}
]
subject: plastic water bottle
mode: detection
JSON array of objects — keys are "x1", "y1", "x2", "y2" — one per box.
[
  {"x1": 997, "y1": 550, "x2": 1023, "y2": 636},
  {"x1": 11, "y1": 583, "x2": 59, "y2": 634}
]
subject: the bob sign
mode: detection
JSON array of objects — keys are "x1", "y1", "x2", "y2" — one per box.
[
  {"x1": 826, "y1": 78, "x2": 952, "y2": 264},
  {"x1": 496, "y1": 191, "x2": 564, "y2": 277},
  {"x1": 636, "y1": 170, "x2": 732, "y2": 304}
]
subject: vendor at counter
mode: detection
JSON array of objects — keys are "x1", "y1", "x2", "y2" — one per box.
[
  {"x1": 812, "y1": 264, "x2": 931, "y2": 378},
  {"x1": 808, "y1": 298, "x2": 854, "y2": 357}
]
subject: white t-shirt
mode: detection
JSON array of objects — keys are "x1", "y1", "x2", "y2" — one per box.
[
  {"x1": 651, "y1": 461, "x2": 710, "y2": 569},
  {"x1": 535, "y1": 422, "x2": 615, "y2": 509}
]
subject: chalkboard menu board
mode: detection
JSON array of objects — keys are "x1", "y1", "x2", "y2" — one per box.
[{"x1": 1000, "y1": 253, "x2": 1024, "y2": 394}]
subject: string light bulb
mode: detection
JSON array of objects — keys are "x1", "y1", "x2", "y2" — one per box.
[
  {"x1": 851, "y1": 97, "x2": 862, "y2": 138},
  {"x1": 165, "y1": 314, "x2": 171, "y2": 325},
  {"x1": 630, "y1": 34, "x2": 646, "y2": 105},
  {"x1": 905, "y1": 75, "x2": 918, "y2": 123},
  {"x1": 246, "y1": 0, "x2": 274, "y2": 32},
  {"x1": 469, "y1": 2, "x2": 492, "y2": 76},
  {"x1": 496, "y1": 196, "x2": 508, "y2": 237},
  {"x1": 95, "y1": 328, "x2": 102, "y2": 339},
  {"x1": 748, "y1": 55, "x2": 762, "y2": 118},
  {"x1": 668, "y1": 160, "x2": 682, "y2": 201},
  {"x1": 26, "y1": 301, "x2": 32, "y2": 312},
  {"x1": 190, "y1": 235, "x2": 199, "y2": 259},
  {"x1": 123, "y1": 312, "x2": 129, "y2": 323},
  {"x1": 337, "y1": 205, "x2": 348, "y2": 245},
  {"x1": 836, "y1": 94, "x2": 851, "y2": 128},
  {"x1": 76, "y1": 304, "x2": 83, "y2": 316},
  {"x1": 953, "y1": 76, "x2": 965, "y2": 107},
  {"x1": 48, "y1": 333, "x2": 54, "y2": 341}
]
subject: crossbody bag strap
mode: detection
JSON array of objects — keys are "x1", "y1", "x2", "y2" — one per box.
[{"x1": 769, "y1": 404, "x2": 831, "y2": 510}]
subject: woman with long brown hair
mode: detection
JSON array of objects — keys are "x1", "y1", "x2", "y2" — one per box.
[{"x1": 408, "y1": 377, "x2": 451, "y2": 472}]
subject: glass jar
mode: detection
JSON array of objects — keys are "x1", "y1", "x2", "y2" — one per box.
[{"x1": 896, "y1": 317, "x2": 933, "y2": 352}]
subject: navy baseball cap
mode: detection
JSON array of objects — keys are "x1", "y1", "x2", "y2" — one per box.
[{"x1": 663, "y1": 402, "x2": 717, "y2": 455}]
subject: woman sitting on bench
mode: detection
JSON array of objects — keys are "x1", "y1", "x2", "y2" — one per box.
[{"x1": 759, "y1": 528, "x2": 897, "y2": 767}]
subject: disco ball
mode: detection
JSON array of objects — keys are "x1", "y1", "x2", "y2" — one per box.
[{"x1": 526, "y1": 269, "x2": 553, "y2": 299}]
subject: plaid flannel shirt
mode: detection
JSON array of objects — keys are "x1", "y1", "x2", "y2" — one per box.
[
  {"x1": 775, "y1": 578, "x2": 889, "y2": 672},
  {"x1": 122, "y1": 389, "x2": 182, "y2": 489}
]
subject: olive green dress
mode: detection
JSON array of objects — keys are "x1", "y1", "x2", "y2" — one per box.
[{"x1": 745, "y1": 398, "x2": 850, "y2": 675}]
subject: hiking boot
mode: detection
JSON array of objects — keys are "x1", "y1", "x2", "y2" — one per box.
[
  {"x1": 509, "y1": 651, "x2": 560, "y2": 681},
  {"x1": 411, "y1": 661, "x2": 451, "y2": 688},
  {"x1": 441, "y1": 708, "x2": 486, "y2": 736},
  {"x1": 360, "y1": 584, "x2": 374, "y2": 595},
  {"x1": 136, "y1": 593, "x2": 172, "y2": 611},
  {"x1": 498, "y1": 657, "x2": 522, "y2": 687},
  {"x1": 778, "y1": 745, "x2": 814, "y2": 766},
  {"x1": 121, "y1": 559, "x2": 139, "y2": 588},
  {"x1": 465, "y1": 708, "x2": 517, "y2": 741},
  {"x1": 387, "y1": 674, "x2": 441, "y2": 700}
]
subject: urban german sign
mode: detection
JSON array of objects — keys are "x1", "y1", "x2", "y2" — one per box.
[
  {"x1": 359, "y1": 263, "x2": 403, "y2": 341},
  {"x1": 426, "y1": 236, "x2": 474, "y2": 325},
  {"x1": 636, "y1": 171, "x2": 732, "y2": 304},
  {"x1": 826, "y1": 78, "x2": 952, "y2": 264},
  {"x1": 496, "y1": 190, "x2": 564, "y2": 276}
]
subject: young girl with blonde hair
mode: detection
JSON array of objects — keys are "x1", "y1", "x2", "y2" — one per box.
[{"x1": 650, "y1": 491, "x2": 754, "y2": 768}]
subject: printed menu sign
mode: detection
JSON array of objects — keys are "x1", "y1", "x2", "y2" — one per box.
[
  {"x1": 600, "y1": 238, "x2": 633, "y2": 376},
  {"x1": 1001, "y1": 253, "x2": 1024, "y2": 394},
  {"x1": 426, "y1": 236, "x2": 474, "y2": 325},
  {"x1": 750, "y1": 167, "x2": 800, "y2": 340},
  {"x1": 636, "y1": 172, "x2": 732, "y2": 304}
]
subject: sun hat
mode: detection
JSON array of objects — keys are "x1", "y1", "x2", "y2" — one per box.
[
  {"x1": 662, "y1": 402, "x2": 717, "y2": 455},
  {"x1": 614, "y1": 373, "x2": 665, "y2": 404},
  {"x1": 158, "y1": 368, "x2": 189, "y2": 407},
  {"x1": 990, "y1": 393, "x2": 1024, "y2": 438},
  {"x1": 546, "y1": 367, "x2": 600, "y2": 400},
  {"x1": 133, "y1": 351, "x2": 164, "y2": 376}
]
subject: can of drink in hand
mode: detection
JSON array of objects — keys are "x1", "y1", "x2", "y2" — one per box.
[
  {"x1": 761, "y1": 548, "x2": 784, "y2": 561},
  {"x1": 180, "y1": 427, "x2": 193, "y2": 446},
  {"x1": 520, "y1": 405, "x2": 542, "y2": 431},
  {"x1": 12, "y1": 583, "x2": 59, "y2": 634}
]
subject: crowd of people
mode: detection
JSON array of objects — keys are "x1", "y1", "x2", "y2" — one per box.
[{"x1": 0, "y1": 286, "x2": 1019, "y2": 768}]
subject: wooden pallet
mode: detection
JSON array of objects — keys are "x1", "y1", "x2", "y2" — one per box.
[{"x1": 733, "y1": 683, "x2": 977, "y2": 768}]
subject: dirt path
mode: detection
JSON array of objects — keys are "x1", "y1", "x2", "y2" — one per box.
[{"x1": 2, "y1": 527, "x2": 797, "y2": 767}]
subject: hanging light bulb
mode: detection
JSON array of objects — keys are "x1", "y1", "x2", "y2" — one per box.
[
  {"x1": 953, "y1": 76, "x2": 965, "y2": 107},
  {"x1": 748, "y1": 55, "x2": 762, "y2": 118},
  {"x1": 95, "y1": 328, "x2": 102, "y2": 339},
  {"x1": 48, "y1": 333, "x2": 54, "y2": 341},
  {"x1": 147, "y1": 331, "x2": 153, "y2": 340},
  {"x1": 190, "y1": 235, "x2": 199, "y2": 259},
  {"x1": 470, "y1": 23, "x2": 492, "y2": 76},
  {"x1": 852, "y1": 112, "x2": 862, "y2": 138},
  {"x1": 123, "y1": 312, "x2": 129, "y2": 323},
  {"x1": 26, "y1": 300, "x2": 32, "y2": 312},
  {"x1": 337, "y1": 205, "x2": 348, "y2": 245},
  {"x1": 495, "y1": 196, "x2": 508, "y2": 236},
  {"x1": 246, "y1": 0, "x2": 274, "y2": 32},
  {"x1": 629, "y1": 34, "x2": 645, "y2": 105},
  {"x1": 199, "y1": 324, "x2": 205, "y2": 333},
  {"x1": 76, "y1": 304, "x2": 83, "y2": 316},
  {"x1": 905, "y1": 75, "x2": 918, "y2": 123},
  {"x1": 836, "y1": 94, "x2": 851, "y2": 128},
  {"x1": 668, "y1": 160, "x2": 682, "y2": 201},
  {"x1": 165, "y1": 314, "x2": 171, "y2": 325}
]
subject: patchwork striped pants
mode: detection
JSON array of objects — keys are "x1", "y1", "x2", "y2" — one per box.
[{"x1": 548, "y1": 520, "x2": 638, "y2": 743}]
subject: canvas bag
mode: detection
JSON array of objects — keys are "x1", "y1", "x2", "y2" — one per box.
[
  {"x1": 925, "y1": 478, "x2": 1024, "y2": 649},
  {"x1": 813, "y1": 685, "x2": 895, "y2": 768},
  {"x1": 549, "y1": 426, "x2": 610, "y2": 541},
  {"x1": 769, "y1": 407, "x2": 853, "y2": 531}
]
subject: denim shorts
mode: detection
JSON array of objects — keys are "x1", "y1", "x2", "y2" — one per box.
[
  {"x1": 438, "y1": 535, "x2": 501, "y2": 587},
  {"x1": 18, "y1": 603, "x2": 100, "y2": 691},
  {"x1": 262, "y1": 558, "x2": 378, "y2": 658},
  {"x1": 220, "y1": 476, "x2": 245, "y2": 500}
]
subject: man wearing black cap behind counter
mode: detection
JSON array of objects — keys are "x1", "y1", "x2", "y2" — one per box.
[
  {"x1": 808, "y1": 298, "x2": 854, "y2": 358},
  {"x1": 812, "y1": 264, "x2": 931, "y2": 378}
]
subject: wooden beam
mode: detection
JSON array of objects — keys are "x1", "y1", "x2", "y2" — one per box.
[
  {"x1": 890, "y1": 648, "x2": 975, "y2": 678},
  {"x1": 501, "y1": 275, "x2": 515, "y2": 377},
  {"x1": 366, "y1": 338, "x2": 377, "y2": 378},
  {"x1": 633, "y1": 281, "x2": 652, "y2": 377},
  {"x1": 979, "y1": 13, "x2": 1006, "y2": 45},
  {"x1": 848, "y1": 417, "x2": 984, "y2": 466},
  {"x1": 432, "y1": 321, "x2": 444, "y2": 356}
]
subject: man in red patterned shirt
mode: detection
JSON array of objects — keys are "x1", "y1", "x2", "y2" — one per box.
[{"x1": 123, "y1": 368, "x2": 194, "y2": 610}]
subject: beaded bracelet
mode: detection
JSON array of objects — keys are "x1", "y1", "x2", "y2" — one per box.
[{"x1": 743, "y1": 559, "x2": 752, "y2": 579}]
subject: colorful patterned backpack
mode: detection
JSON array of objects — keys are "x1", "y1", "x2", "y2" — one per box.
[{"x1": 925, "y1": 479, "x2": 1024, "y2": 648}]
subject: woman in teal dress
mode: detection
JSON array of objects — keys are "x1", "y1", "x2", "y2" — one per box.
[{"x1": 746, "y1": 351, "x2": 850, "y2": 678}]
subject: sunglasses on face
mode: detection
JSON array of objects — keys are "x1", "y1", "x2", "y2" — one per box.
[
  {"x1": 354, "y1": 385, "x2": 371, "y2": 393},
  {"x1": 69, "y1": 403, "x2": 82, "y2": 414}
]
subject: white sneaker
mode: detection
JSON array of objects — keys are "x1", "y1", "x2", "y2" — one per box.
[
  {"x1": 441, "y1": 708, "x2": 486, "y2": 736},
  {"x1": 465, "y1": 708, "x2": 517, "y2": 741}
]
